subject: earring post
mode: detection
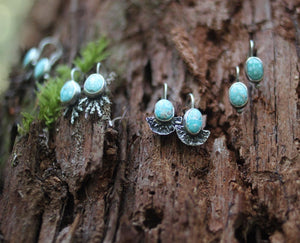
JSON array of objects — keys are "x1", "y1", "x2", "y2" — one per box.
[
  {"x1": 97, "y1": 63, "x2": 101, "y2": 74},
  {"x1": 163, "y1": 83, "x2": 168, "y2": 99},
  {"x1": 189, "y1": 93, "x2": 195, "y2": 109},
  {"x1": 236, "y1": 66, "x2": 240, "y2": 82},
  {"x1": 249, "y1": 40, "x2": 254, "y2": 57},
  {"x1": 71, "y1": 67, "x2": 82, "y2": 80}
]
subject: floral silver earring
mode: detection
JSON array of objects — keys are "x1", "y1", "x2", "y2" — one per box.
[
  {"x1": 175, "y1": 93, "x2": 210, "y2": 146},
  {"x1": 79, "y1": 63, "x2": 115, "y2": 120},
  {"x1": 245, "y1": 40, "x2": 264, "y2": 87},
  {"x1": 146, "y1": 83, "x2": 182, "y2": 135},
  {"x1": 60, "y1": 68, "x2": 83, "y2": 124},
  {"x1": 229, "y1": 66, "x2": 248, "y2": 112}
]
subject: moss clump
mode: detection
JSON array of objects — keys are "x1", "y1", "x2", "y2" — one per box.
[
  {"x1": 73, "y1": 37, "x2": 110, "y2": 73},
  {"x1": 36, "y1": 76, "x2": 66, "y2": 128},
  {"x1": 18, "y1": 112, "x2": 35, "y2": 135}
]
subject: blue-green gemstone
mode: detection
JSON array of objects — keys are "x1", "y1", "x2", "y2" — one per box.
[
  {"x1": 23, "y1": 48, "x2": 40, "y2": 68},
  {"x1": 34, "y1": 58, "x2": 51, "y2": 79},
  {"x1": 245, "y1": 57, "x2": 264, "y2": 82},
  {"x1": 229, "y1": 82, "x2": 248, "y2": 108},
  {"x1": 60, "y1": 80, "x2": 81, "y2": 105},
  {"x1": 154, "y1": 99, "x2": 174, "y2": 122},
  {"x1": 83, "y1": 73, "x2": 105, "y2": 98},
  {"x1": 184, "y1": 108, "x2": 203, "y2": 135}
]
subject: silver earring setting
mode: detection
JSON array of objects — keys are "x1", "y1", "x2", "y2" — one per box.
[
  {"x1": 245, "y1": 40, "x2": 264, "y2": 87},
  {"x1": 229, "y1": 66, "x2": 249, "y2": 113},
  {"x1": 60, "y1": 68, "x2": 83, "y2": 124},
  {"x1": 146, "y1": 83, "x2": 182, "y2": 135},
  {"x1": 79, "y1": 63, "x2": 115, "y2": 120},
  {"x1": 175, "y1": 93, "x2": 210, "y2": 146}
]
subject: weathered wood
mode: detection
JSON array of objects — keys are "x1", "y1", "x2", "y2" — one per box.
[{"x1": 0, "y1": 0, "x2": 299, "y2": 242}]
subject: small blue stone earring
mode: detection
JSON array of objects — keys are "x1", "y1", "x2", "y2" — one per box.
[
  {"x1": 175, "y1": 93, "x2": 210, "y2": 146},
  {"x1": 229, "y1": 66, "x2": 248, "y2": 112},
  {"x1": 79, "y1": 63, "x2": 116, "y2": 119},
  {"x1": 23, "y1": 37, "x2": 54, "y2": 68},
  {"x1": 23, "y1": 47, "x2": 40, "y2": 69},
  {"x1": 146, "y1": 83, "x2": 182, "y2": 135},
  {"x1": 245, "y1": 40, "x2": 264, "y2": 87},
  {"x1": 60, "y1": 68, "x2": 83, "y2": 124},
  {"x1": 33, "y1": 38, "x2": 63, "y2": 80}
]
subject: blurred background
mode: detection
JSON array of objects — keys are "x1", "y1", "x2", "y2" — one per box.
[{"x1": 0, "y1": 0, "x2": 33, "y2": 95}]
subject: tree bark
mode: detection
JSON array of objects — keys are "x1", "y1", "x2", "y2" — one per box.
[{"x1": 1, "y1": 0, "x2": 300, "y2": 242}]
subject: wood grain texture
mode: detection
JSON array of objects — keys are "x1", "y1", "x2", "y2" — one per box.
[{"x1": 0, "y1": 0, "x2": 299, "y2": 242}]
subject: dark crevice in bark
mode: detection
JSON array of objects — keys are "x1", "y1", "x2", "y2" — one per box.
[
  {"x1": 0, "y1": 231, "x2": 4, "y2": 243},
  {"x1": 76, "y1": 176, "x2": 90, "y2": 201},
  {"x1": 296, "y1": 64, "x2": 300, "y2": 102},
  {"x1": 234, "y1": 206, "x2": 284, "y2": 243},
  {"x1": 9, "y1": 123, "x2": 18, "y2": 153},
  {"x1": 101, "y1": 124, "x2": 128, "y2": 243},
  {"x1": 102, "y1": 163, "x2": 121, "y2": 241},
  {"x1": 143, "y1": 207, "x2": 163, "y2": 229},
  {"x1": 59, "y1": 191, "x2": 75, "y2": 232},
  {"x1": 142, "y1": 60, "x2": 153, "y2": 111},
  {"x1": 272, "y1": 32, "x2": 279, "y2": 156},
  {"x1": 34, "y1": 210, "x2": 44, "y2": 243}
]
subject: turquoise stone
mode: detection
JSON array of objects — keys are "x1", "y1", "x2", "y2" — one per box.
[
  {"x1": 154, "y1": 99, "x2": 174, "y2": 122},
  {"x1": 229, "y1": 82, "x2": 248, "y2": 108},
  {"x1": 184, "y1": 108, "x2": 203, "y2": 135},
  {"x1": 245, "y1": 57, "x2": 264, "y2": 82},
  {"x1": 60, "y1": 80, "x2": 81, "y2": 105},
  {"x1": 23, "y1": 48, "x2": 39, "y2": 68},
  {"x1": 34, "y1": 58, "x2": 50, "y2": 79},
  {"x1": 83, "y1": 73, "x2": 105, "y2": 98}
]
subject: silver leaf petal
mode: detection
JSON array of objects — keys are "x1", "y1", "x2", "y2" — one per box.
[
  {"x1": 175, "y1": 125, "x2": 210, "y2": 146},
  {"x1": 146, "y1": 117, "x2": 182, "y2": 135}
]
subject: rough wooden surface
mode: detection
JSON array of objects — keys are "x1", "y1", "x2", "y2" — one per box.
[{"x1": 0, "y1": 0, "x2": 299, "y2": 242}]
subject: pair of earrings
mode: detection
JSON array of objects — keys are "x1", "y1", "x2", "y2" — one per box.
[
  {"x1": 229, "y1": 40, "x2": 264, "y2": 112},
  {"x1": 146, "y1": 84, "x2": 210, "y2": 146},
  {"x1": 23, "y1": 37, "x2": 62, "y2": 80},
  {"x1": 60, "y1": 63, "x2": 115, "y2": 124}
]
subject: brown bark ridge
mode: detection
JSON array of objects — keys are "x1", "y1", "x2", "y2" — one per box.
[{"x1": 0, "y1": 0, "x2": 300, "y2": 242}]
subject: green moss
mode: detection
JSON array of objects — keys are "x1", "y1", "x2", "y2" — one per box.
[
  {"x1": 56, "y1": 64, "x2": 72, "y2": 81},
  {"x1": 18, "y1": 37, "x2": 110, "y2": 134},
  {"x1": 73, "y1": 37, "x2": 110, "y2": 73},
  {"x1": 17, "y1": 112, "x2": 36, "y2": 135},
  {"x1": 36, "y1": 76, "x2": 66, "y2": 128}
]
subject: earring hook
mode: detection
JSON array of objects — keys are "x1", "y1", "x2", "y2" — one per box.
[
  {"x1": 236, "y1": 66, "x2": 240, "y2": 82},
  {"x1": 49, "y1": 41, "x2": 63, "y2": 66},
  {"x1": 188, "y1": 93, "x2": 195, "y2": 109},
  {"x1": 38, "y1": 37, "x2": 58, "y2": 52},
  {"x1": 71, "y1": 67, "x2": 82, "y2": 80},
  {"x1": 163, "y1": 83, "x2": 168, "y2": 99},
  {"x1": 249, "y1": 40, "x2": 254, "y2": 57},
  {"x1": 97, "y1": 63, "x2": 101, "y2": 74},
  {"x1": 38, "y1": 37, "x2": 63, "y2": 65}
]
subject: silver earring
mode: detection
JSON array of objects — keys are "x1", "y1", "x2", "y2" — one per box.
[
  {"x1": 60, "y1": 68, "x2": 83, "y2": 124},
  {"x1": 23, "y1": 37, "x2": 55, "y2": 68},
  {"x1": 229, "y1": 66, "x2": 248, "y2": 113},
  {"x1": 146, "y1": 83, "x2": 182, "y2": 135},
  {"x1": 175, "y1": 93, "x2": 210, "y2": 146},
  {"x1": 31, "y1": 37, "x2": 63, "y2": 80},
  {"x1": 79, "y1": 63, "x2": 115, "y2": 119},
  {"x1": 245, "y1": 40, "x2": 264, "y2": 87}
]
